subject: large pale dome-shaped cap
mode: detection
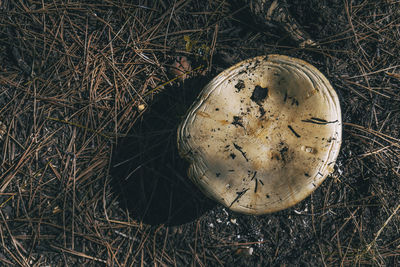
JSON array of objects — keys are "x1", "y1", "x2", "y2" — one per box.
[{"x1": 177, "y1": 55, "x2": 342, "y2": 215}]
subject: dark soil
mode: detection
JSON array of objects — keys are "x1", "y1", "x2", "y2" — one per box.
[{"x1": 0, "y1": 0, "x2": 399, "y2": 266}]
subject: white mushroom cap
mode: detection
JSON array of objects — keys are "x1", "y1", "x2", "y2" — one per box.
[{"x1": 177, "y1": 55, "x2": 342, "y2": 215}]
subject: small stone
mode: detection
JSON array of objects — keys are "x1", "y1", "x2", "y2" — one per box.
[
  {"x1": 301, "y1": 146, "x2": 314, "y2": 153},
  {"x1": 235, "y1": 246, "x2": 253, "y2": 256},
  {"x1": 170, "y1": 56, "x2": 192, "y2": 81}
]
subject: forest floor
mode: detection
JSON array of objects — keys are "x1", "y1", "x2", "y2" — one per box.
[{"x1": 0, "y1": 0, "x2": 400, "y2": 266}]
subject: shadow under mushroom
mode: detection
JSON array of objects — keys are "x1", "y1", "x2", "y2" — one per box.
[{"x1": 109, "y1": 76, "x2": 216, "y2": 226}]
